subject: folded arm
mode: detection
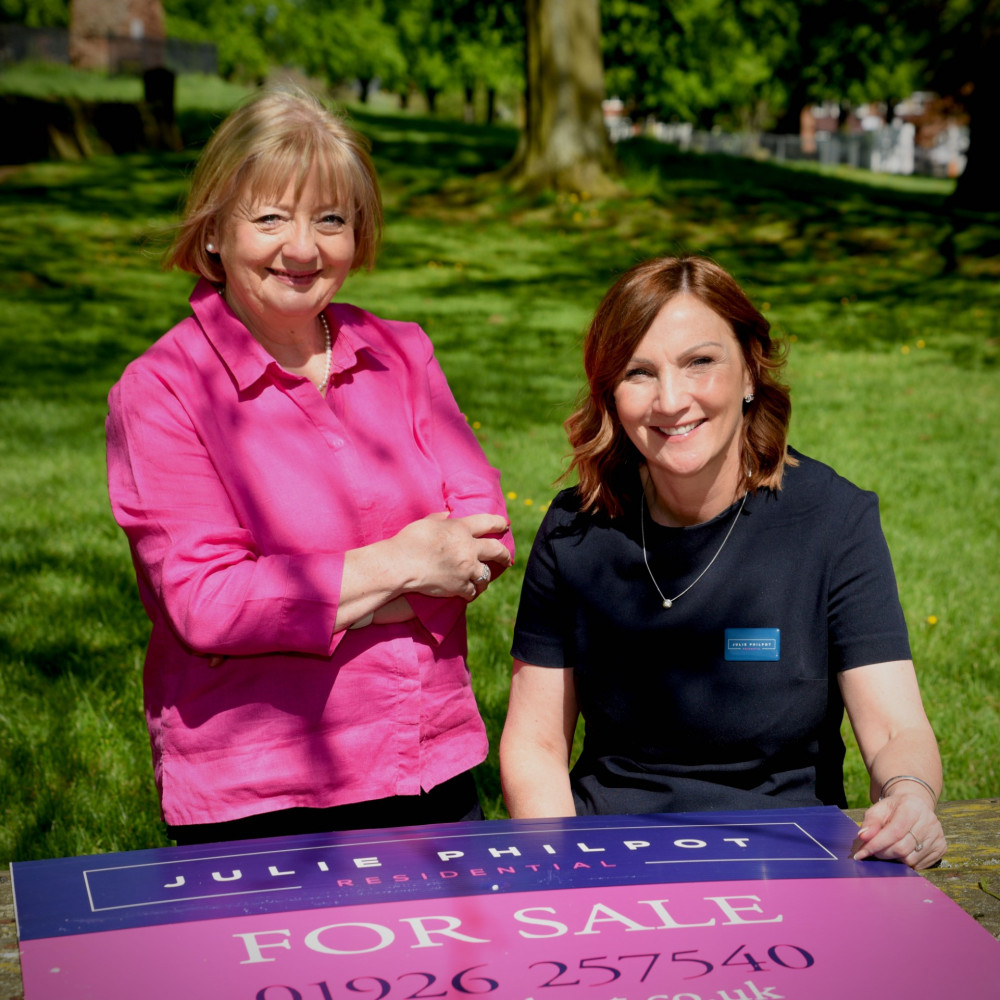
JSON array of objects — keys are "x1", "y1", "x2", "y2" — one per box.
[{"x1": 107, "y1": 369, "x2": 510, "y2": 659}]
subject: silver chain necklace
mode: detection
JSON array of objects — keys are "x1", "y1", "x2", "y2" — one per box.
[{"x1": 640, "y1": 485, "x2": 748, "y2": 608}]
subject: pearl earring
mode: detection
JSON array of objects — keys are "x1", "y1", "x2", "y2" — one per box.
[{"x1": 206, "y1": 243, "x2": 216, "y2": 253}]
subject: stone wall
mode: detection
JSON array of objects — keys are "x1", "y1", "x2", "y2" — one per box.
[{"x1": 69, "y1": 0, "x2": 166, "y2": 71}]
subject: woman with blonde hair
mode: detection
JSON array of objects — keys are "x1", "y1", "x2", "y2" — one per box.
[
  {"x1": 500, "y1": 254, "x2": 945, "y2": 870},
  {"x1": 107, "y1": 88, "x2": 512, "y2": 844}
]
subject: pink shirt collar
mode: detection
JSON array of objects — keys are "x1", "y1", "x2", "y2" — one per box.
[{"x1": 189, "y1": 279, "x2": 384, "y2": 393}]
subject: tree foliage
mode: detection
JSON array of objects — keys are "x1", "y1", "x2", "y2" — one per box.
[
  {"x1": 385, "y1": 0, "x2": 454, "y2": 111},
  {"x1": 600, "y1": 0, "x2": 932, "y2": 132},
  {"x1": 602, "y1": 0, "x2": 796, "y2": 130},
  {"x1": 293, "y1": 0, "x2": 407, "y2": 102},
  {"x1": 449, "y1": 0, "x2": 524, "y2": 120},
  {"x1": 1, "y1": 0, "x2": 67, "y2": 27},
  {"x1": 764, "y1": 0, "x2": 927, "y2": 132},
  {"x1": 164, "y1": 0, "x2": 284, "y2": 82},
  {"x1": 162, "y1": 0, "x2": 522, "y2": 116}
]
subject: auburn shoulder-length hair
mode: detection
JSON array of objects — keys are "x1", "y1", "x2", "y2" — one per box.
[
  {"x1": 164, "y1": 87, "x2": 383, "y2": 282},
  {"x1": 565, "y1": 254, "x2": 795, "y2": 517}
]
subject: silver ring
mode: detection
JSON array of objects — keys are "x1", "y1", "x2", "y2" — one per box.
[
  {"x1": 911, "y1": 831, "x2": 924, "y2": 852},
  {"x1": 478, "y1": 564, "x2": 491, "y2": 583}
]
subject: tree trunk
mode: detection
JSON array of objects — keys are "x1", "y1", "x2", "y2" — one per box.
[
  {"x1": 774, "y1": 78, "x2": 810, "y2": 136},
  {"x1": 949, "y1": 28, "x2": 1000, "y2": 212},
  {"x1": 950, "y1": 121, "x2": 1000, "y2": 212},
  {"x1": 505, "y1": 0, "x2": 618, "y2": 194}
]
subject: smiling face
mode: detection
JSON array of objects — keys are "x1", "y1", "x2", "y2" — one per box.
[
  {"x1": 612, "y1": 293, "x2": 753, "y2": 517},
  {"x1": 211, "y1": 167, "x2": 356, "y2": 341}
]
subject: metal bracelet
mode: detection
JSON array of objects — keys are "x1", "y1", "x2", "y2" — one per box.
[{"x1": 878, "y1": 774, "x2": 938, "y2": 804}]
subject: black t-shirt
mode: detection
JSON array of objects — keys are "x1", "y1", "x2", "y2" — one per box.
[{"x1": 511, "y1": 450, "x2": 911, "y2": 814}]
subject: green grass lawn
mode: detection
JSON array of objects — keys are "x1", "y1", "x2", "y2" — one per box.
[{"x1": 1, "y1": 78, "x2": 998, "y2": 861}]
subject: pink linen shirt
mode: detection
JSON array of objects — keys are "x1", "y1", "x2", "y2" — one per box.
[{"x1": 106, "y1": 280, "x2": 513, "y2": 826}]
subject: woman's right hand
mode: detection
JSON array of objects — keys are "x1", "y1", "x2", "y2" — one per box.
[
  {"x1": 332, "y1": 511, "x2": 511, "y2": 635},
  {"x1": 388, "y1": 511, "x2": 511, "y2": 601}
]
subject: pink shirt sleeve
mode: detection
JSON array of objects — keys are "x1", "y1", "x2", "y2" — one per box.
[
  {"x1": 107, "y1": 367, "x2": 344, "y2": 658},
  {"x1": 404, "y1": 351, "x2": 515, "y2": 645}
]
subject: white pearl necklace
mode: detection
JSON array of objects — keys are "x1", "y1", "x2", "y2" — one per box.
[
  {"x1": 217, "y1": 286, "x2": 332, "y2": 395},
  {"x1": 317, "y1": 311, "x2": 332, "y2": 395}
]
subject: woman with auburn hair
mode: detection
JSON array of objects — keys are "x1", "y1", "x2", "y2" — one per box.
[
  {"x1": 107, "y1": 87, "x2": 512, "y2": 845},
  {"x1": 500, "y1": 254, "x2": 945, "y2": 870}
]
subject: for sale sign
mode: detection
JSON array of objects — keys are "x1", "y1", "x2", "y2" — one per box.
[{"x1": 12, "y1": 807, "x2": 1000, "y2": 999}]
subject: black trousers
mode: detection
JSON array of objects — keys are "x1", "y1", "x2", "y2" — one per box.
[{"x1": 167, "y1": 770, "x2": 483, "y2": 846}]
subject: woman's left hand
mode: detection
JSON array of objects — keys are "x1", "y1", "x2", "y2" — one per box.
[
  {"x1": 839, "y1": 661, "x2": 946, "y2": 871},
  {"x1": 850, "y1": 790, "x2": 946, "y2": 870}
]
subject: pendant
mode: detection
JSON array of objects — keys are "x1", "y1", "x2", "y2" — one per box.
[{"x1": 662, "y1": 598, "x2": 673, "y2": 608}]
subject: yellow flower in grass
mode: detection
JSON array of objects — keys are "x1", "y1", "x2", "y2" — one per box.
[
  {"x1": 506, "y1": 491, "x2": 517, "y2": 500},
  {"x1": 901, "y1": 344, "x2": 911, "y2": 355},
  {"x1": 524, "y1": 498, "x2": 533, "y2": 506},
  {"x1": 926, "y1": 615, "x2": 939, "y2": 626},
  {"x1": 472, "y1": 420, "x2": 481, "y2": 430}
]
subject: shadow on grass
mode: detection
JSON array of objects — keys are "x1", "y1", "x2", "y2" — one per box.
[
  {"x1": 614, "y1": 140, "x2": 999, "y2": 334},
  {"x1": 367, "y1": 129, "x2": 1000, "y2": 361},
  {"x1": 1, "y1": 151, "x2": 194, "y2": 219},
  {"x1": 2, "y1": 113, "x2": 997, "y2": 402}
]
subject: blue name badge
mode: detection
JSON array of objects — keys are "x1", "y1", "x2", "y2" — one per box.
[{"x1": 725, "y1": 628, "x2": 781, "y2": 661}]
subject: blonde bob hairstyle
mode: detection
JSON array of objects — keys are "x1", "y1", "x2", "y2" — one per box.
[
  {"x1": 165, "y1": 87, "x2": 383, "y2": 283},
  {"x1": 565, "y1": 254, "x2": 795, "y2": 517}
]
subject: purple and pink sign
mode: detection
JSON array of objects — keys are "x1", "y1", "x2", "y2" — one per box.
[{"x1": 12, "y1": 806, "x2": 1000, "y2": 998}]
